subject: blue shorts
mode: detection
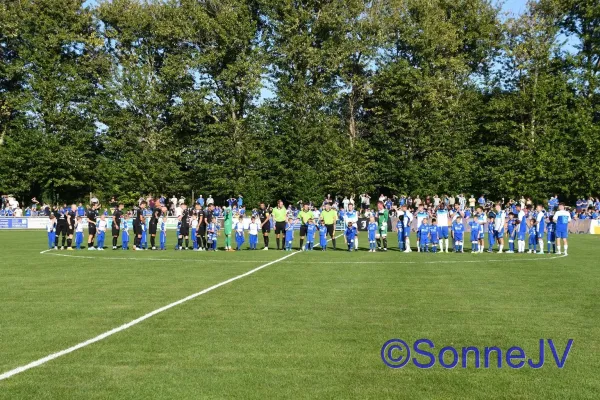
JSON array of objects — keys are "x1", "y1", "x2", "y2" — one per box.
[
  {"x1": 493, "y1": 228, "x2": 504, "y2": 239},
  {"x1": 439, "y1": 226, "x2": 449, "y2": 239},
  {"x1": 517, "y1": 231, "x2": 526, "y2": 241},
  {"x1": 547, "y1": 233, "x2": 556, "y2": 242},
  {"x1": 404, "y1": 227, "x2": 410, "y2": 237},
  {"x1": 536, "y1": 232, "x2": 544, "y2": 240},
  {"x1": 556, "y1": 230, "x2": 568, "y2": 239}
]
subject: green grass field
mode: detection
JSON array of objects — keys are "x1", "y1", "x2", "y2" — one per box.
[{"x1": 0, "y1": 230, "x2": 599, "y2": 399}]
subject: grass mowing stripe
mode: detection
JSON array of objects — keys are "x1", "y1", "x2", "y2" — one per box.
[
  {"x1": 0, "y1": 233, "x2": 344, "y2": 382},
  {"x1": 282, "y1": 254, "x2": 568, "y2": 264},
  {"x1": 0, "y1": 250, "x2": 300, "y2": 382}
]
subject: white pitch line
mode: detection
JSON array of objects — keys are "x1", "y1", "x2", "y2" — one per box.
[
  {"x1": 1, "y1": 234, "x2": 344, "y2": 382},
  {"x1": 0, "y1": 250, "x2": 300, "y2": 382}
]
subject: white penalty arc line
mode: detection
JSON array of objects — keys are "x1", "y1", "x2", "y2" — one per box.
[
  {"x1": 39, "y1": 249, "x2": 568, "y2": 264},
  {"x1": 1, "y1": 234, "x2": 343, "y2": 382}
]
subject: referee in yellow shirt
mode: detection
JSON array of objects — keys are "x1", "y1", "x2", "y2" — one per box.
[
  {"x1": 320, "y1": 203, "x2": 338, "y2": 250},
  {"x1": 298, "y1": 203, "x2": 314, "y2": 251},
  {"x1": 272, "y1": 200, "x2": 288, "y2": 250}
]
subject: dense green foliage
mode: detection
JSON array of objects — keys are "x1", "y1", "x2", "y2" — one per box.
[{"x1": 1, "y1": 0, "x2": 599, "y2": 206}]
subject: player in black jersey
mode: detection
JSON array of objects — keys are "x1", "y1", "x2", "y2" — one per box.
[
  {"x1": 149, "y1": 208, "x2": 160, "y2": 250},
  {"x1": 66, "y1": 204, "x2": 77, "y2": 250},
  {"x1": 55, "y1": 207, "x2": 68, "y2": 249},
  {"x1": 193, "y1": 204, "x2": 206, "y2": 251},
  {"x1": 112, "y1": 203, "x2": 124, "y2": 250},
  {"x1": 178, "y1": 204, "x2": 190, "y2": 250},
  {"x1": 201, "y1": 204, "x2": 214, "y2": 250},
  {"x1": 133, "y1": 201, "x2": 147, "y2": 250},
  {"x1": 258, "y1": 202, "x2": 270, "y2": 250},
  {"x1": 87, "y1": 201, "x2": 100, "y2": 250}
]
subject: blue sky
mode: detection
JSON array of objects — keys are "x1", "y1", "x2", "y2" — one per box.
[
  {"x1": 498, "y1": 0, "x2": 528, "y2": 16},
  {"x1": 84, "y1": 0, "x2": 527, "y2": 14}
]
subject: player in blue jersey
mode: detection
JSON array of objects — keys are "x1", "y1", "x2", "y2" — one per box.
[
  {"x1": 493, "y1": 204, "x2": 506, "y2": 253},
  {"x1": 75, "y1": 216, "x2": 84, "y2": 250},
  {"x1": 345, "y1": 221, "x2": 358, "y2": 251},
  {"x1": 535, "y1": 205, "x2": 546, "y2": 254},
  {"x1": 398, "y1": 205, "x2": 413, "y2": 252},
  {"x1": 97, "y1": 214, "x2": 107, "y2": 250},
  {"x1": 143, "y1": 207, "x2": 152, "y2": 249},
  {"x1": 416, "y1": 206, "x2": 429, "y2": 252},
  {"x1": 546, "y1": 215, "x2": 556, "y2": 253},
  {"x1": 306, "y1": 219, "x2": 317, "y2": 250},
  {"x1": 248, "y1": 216, "x2": 259, "y2": 250},
  {"x1": 436, "y1": 207, "x2": 450, "y2": 253},
  {"x1": 417, "y1": 218, "x2": 430, "y2": 252},
  {"x1": 516, "y1": 205, "x2": 528, "y2": 253},
  {"x1": 506, "y1": 213, "x2": 517, "y2": 253},
  {"x1": 430, "y1": 218, "x2": 440, "y2": 253},
  {"x1": 158, "y1": 216, "x2": 167, "y2": 250},
  {"x1": 234, "y1": 215, "x2": 245, "y2": 251},
  {"x1": 452, "y1": 215, "x2": 465, "y2": 253},
  {"x1": 174, "y1": 219, "x2": 181, "y2": 250},
  {"x1": 189, "y1": 214, "x2": 198, "y2": 250},
  {"x1": 285, "y1": 218, "x2": 294, "y2": 251},
  {"x1": 318, "y1": 220, "x2": 328, "y2": 251},
  {"x1": 487, "y1": 216, "x2": 495, "y2": 252},
  {"x1": 47, "y1": 214, "x2": 57, "y2": 249},
  {"x1": 368, "y1": 216, "x2": 378, "y2": 252},
  {"x1": 120, "y1": 216, "x2": 129, "y2": 250},
  {"x1": 476, "y1": 208, "x2": 486, "y2": 253},
  {"x1": 553, "y1": 203, "x2": 571, "y2": 255},
  {"x1": 394, "y1": 217, "x2": 404, "y2": 251},
  {"x1": 343, "y1": 204, "x2": 359, "y2": 249},
  {"x1": 528, "y1": 218, "x2": 538, "y2": 253},
  {"x1": 469, "y1": 216, "x2": 480, "y2": 253},
  {"x1": 207, "y1": 217, "x2": 219, "y2": 251}
]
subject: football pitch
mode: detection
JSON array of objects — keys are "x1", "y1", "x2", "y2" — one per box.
[{"x1": 0, "y1": 231, "x2": 599, "y2": 399}]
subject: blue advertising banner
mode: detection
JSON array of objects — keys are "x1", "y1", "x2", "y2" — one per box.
[{"x1": 0, "y1": 218, "x2": 28, "y2": 229}]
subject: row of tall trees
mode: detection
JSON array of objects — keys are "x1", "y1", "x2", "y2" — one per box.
[{"x1": 1, "y1": 0, "x2": 598, "y2": 206}]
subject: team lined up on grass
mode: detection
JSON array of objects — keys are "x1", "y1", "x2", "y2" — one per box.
[{"x1": 43, "y1": 196, "x2": 572, "y2": 255}]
